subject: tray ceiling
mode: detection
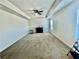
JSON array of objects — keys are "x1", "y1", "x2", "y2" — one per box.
[
  {"x1": 8, "y1": 0, "x2": 55, "y2": 18},
  {"x1": 0, "y1": 0, "x2": 72, "y2": 19}
]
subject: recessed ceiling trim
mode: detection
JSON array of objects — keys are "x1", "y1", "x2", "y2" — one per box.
[
  {"x1": 0, "y1": 0, "x2": 31, "y2": 20},
  {"x1": 52, "y1": 0, "x2": 73, "y2": 15},
  {"x1": 45, "y1": 0, "x2": 56, "y2": 17}
]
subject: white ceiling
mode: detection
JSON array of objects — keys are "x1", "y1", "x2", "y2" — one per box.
[
  {"x1": 0, "y1": 0, "x2": 73, "y2": 19},
  {"x1": 8, "y1": 0, "x2": 55, "y2": 18}
]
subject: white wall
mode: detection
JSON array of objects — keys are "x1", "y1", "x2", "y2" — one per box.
[
  {"x1": 51, "y1": 0, "x2": 79, "y2": 47},
  {"x1": 0, "y1": 8, "x2": 29, "y2": 52},
  {"x1": 30, "y1": 18, "x2": 49, "y2": 32}
]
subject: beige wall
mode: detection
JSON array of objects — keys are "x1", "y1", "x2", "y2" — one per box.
[
  {"x1": 51, "y1": 0, "x2": 79, "y2": 47},
  {"x1": 29, "y1": 18, "x2": 49, "y2": 32},
  {"x1": 0, "y1": 7, "x2": 29, "y2": 52}
]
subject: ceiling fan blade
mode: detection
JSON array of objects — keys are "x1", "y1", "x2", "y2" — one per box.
[{"x1": 39, "y1": 10, "x2": 43, "y2": 12}]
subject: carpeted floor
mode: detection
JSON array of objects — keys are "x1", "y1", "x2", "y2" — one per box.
[{"x1": 1, "y1": 33, "x2": 70, "y2": 59}]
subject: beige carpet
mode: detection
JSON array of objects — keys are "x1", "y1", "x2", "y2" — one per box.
[{"x1": 1, "y1": 33, "x2": 70, "y2": 59}]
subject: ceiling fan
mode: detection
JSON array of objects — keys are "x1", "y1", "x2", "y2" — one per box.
[
  {"x1": 33, "y1": 9, "x2": 43, "y2": 15},
  {"x1": 25, "y1": 9, "x2": 43, "y2": 15}
]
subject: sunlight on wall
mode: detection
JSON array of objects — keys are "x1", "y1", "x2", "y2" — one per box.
[
  {"x1": 75, "y1": 10, "x2": 79, "y2": 41},
  {"x1": 47, "y1": 17, "x2": 53, "y2": 32}
]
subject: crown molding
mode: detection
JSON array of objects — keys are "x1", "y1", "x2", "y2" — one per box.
[
  {"x1": 0, "y1": 0, "x2": 31, "y2": 20},
  {"x1": 53, "y1": 0, "x2": 73, "y2": 15}
]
